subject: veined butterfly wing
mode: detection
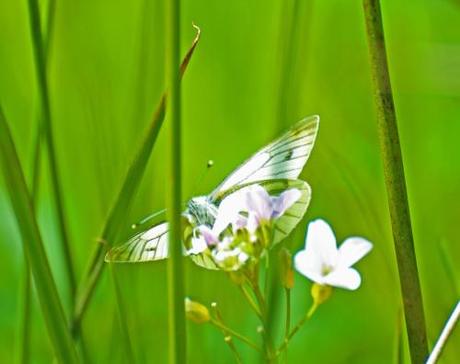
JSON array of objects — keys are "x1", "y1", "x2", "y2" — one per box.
[
  {"x1": 209, "y1": 115, "x2": 319, "y2": 202},
  {"x1": 106, "y1": 116, "x2": 319, "y2": 264},
  {"x1": 105, "y1": 221, "x2": 169, "y2": 263}
]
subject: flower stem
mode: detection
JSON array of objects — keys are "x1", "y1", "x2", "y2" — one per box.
[
  {"x1": 284, "y1": 289, "x2": 291, "y2": 339},
  {"x1": 210, "y1": 319, "x2": 262, "y2": 352},
  {"x1": 276, "y1": 302, "x2": 318, "y2": 356},
  {"x1": 239, "y1": 285, "x2": 263, "y2": 319},
  {"x1": 362, "y1": 1, "x2": 428, "y2": 363},
  {"x1": 211, "y1": 305, "x2": 244, "y2": 363}
]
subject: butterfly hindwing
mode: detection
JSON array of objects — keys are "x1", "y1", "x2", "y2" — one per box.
[
  {"x1": 210, "y1": 115, "x2": 319, "y2": 201},
  {"x1": 105, "y1": 222, "x2": 169, "y2": 263}
]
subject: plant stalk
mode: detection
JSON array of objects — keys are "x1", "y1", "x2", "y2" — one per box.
[
  {"x1": 165, "y1": 0, "x2": 187, "y2": 361},
  {"x1": 362, "y1": 1, "x2": 428, "y2": 363}
]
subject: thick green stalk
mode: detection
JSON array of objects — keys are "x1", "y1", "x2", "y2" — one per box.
[
  {"x1": 71, "y1": 28, "x2": 200, "y2": 338},
  {"x1": 27, "y1": 0, "x2": 76, "y2": 303},
  {"x1": 0, "y1": 107, "x2": 79, "y2": 363},
  {"x1": 165, "y1": 0, "x2": 186, "y2": 361},
  {"x1": 362, "y1": 1, "x2": 428, "y2": 363}
]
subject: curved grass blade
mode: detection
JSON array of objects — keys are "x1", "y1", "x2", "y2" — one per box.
[
  {"x1": 0, "y1": 106, "x2": 79, "y2": 364},
  {"x1": 71, "y1": 25, "x2": 201, "y2": 338}
]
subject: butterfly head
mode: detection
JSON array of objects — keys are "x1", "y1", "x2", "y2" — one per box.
[{"x1": 185, "y1": 196, "x2": 217, "y2": 227}]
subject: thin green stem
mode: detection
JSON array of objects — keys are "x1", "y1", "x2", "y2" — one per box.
[
  {"x1": 165, "y1": 0, "x2": 186, "y2": 362},
  {"x1": 362, "y1": 1, "x2": 428, "y2": 363},
  {"x1": 276, "y1": 302, "x2": 317, "y2": 357},
  {"x1": 284, "y1": 289, "x2": 291, "y2": 339},
  {"x1": 0, "y1": 107, "x2": 79, "y2": 363},
  {"x1": 27, "y1": 0, "x2": 76, "y2": 304},
  {"x1": 71, "y1": 28, "x2": 200, "y2": 339},
  {"x1": 210, "y1": 320, "x2": 262, "y2": 352},
  {"x1": 212, "y1": 304, "x2": 243, "y2": 363},
  {"x1": 239, "y1": 285, "x2": 263, "y2": 319}
]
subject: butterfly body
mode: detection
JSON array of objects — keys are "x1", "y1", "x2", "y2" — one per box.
[
  {"x1": 106, "y1": 115, "x2": 320, "y2": 265},
  {"x1": 185, "y1": 196, "x2": 218, "y2": 227}
]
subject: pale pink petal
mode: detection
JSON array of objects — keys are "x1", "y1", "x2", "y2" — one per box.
[
  {"x1": 272, "y1": 188, "x2": 301, "y2": 218},
  {"x1": 337, "y1": 237, "x2": 373, "y2": 268},
  {"x1": 323, "y1": 267, "x2": 361, "y2": 290},
  {"x1": 197, "y1": 225, "x2": 218, "y2": 246},
  {"x1": 245, "y1": 185, "x2": 272, "y2": 221}
]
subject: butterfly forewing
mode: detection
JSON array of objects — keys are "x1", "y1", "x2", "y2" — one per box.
[
  {"x1": 105, "y1": 222, "x2": 169, "y2": 263},
  {"x1": 210, "y1": 115, "x2": 319, "y2": 201}
]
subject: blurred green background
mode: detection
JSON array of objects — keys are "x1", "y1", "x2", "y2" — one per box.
[{"x1": 1, "y1": 0, "x2": 459, "y2": 363}]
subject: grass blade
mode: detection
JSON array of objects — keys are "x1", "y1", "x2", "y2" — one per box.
[
  {"x1": 0, "y1": 106, "x2": 79, "y2": 363},
  {"x1": 165, "y1": 0, "x2": 187, "y2": 362},
  {"x1": 71, "y1": 26, "x2": 201, "y2": 337},
  {"x1": 17, "y1": 2, "x2": 55, "y2": 361},
  {"x1": 27, "y1": 0, "x2": 76, "y2": 304},
  {"x1": 426, "y1": 301, "x2": 460, "y2": 364},
  {"x1": 362, "y1": 1, "x2": 428, "y2": 363}
]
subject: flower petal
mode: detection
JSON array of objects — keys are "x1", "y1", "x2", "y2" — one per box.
[
  {"x1": 245, "y1": 184, "x2": 272, "y2": 221},
  {"x1": 304, "y1": 219, "x2": 338, "y2": 268},
  {"x1": 323, "y1": 267, "x2": 361, "y2": 290},
  {"x1": 272, "y1": 188, "x2": 301, "y2": 218},
  {"x1": 337, "y1": 237, "x2": 373, "y2": 268},
  {"x1": 188, "y1": 236, "x2": 208, "y2": 255},
  {"x1": 213, "y1": 190, "x2": 247, "y2": 234},
  {"x1": 197, "y1": 225, "x2": 218, "y2": 246},
  {"x1": 294, "y1": 250, "x2": 325, "y2": 285}
]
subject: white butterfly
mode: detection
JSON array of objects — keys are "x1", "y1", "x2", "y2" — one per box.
[{"x1": 105, "y1": 115, "x2": 319, "y2": 268}]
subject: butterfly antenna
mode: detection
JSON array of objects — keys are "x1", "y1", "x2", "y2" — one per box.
[
  {"x1": 131, "y1": 208, "x2": 167, "y2": 229},
  {"x1": 191, "y1": 160, "x2": 214, "y2": 196}
]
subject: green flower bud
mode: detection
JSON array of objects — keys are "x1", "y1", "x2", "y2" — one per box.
[{"x1": 185, "y1": 298, "x2": 210, "y2": 324}]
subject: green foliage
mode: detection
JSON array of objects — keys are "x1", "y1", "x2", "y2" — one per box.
[{"x1": 0, "y1": 0, "x2": 459, "y2": 363}]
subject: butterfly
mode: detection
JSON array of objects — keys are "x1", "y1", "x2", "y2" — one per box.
[{"x1": 105, "y1": 115, "x2": 319, "y2": 269}]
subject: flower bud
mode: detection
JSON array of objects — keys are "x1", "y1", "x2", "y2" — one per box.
[
  {"x1": 185, "y1": 298, "x2": 210, "y2": 324},
  {"x1": 279, "y1": 248, "x2": 294, "y2": 289},
  {"x1": 311, "y1": 283, "x2": 332, "y2": 306}
]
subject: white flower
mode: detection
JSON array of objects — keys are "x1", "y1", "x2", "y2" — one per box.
[
  {"x1": 294, "y1": 219, "x2": 372, "y2": 290},
  {"x1": 212, "y1": 184, "x2": 301, "y2": 234}
]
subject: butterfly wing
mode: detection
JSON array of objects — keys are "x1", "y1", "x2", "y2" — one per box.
[
  {"x1": 105, "y1": 221, "x2": 169, "y2": 263},
  {"x1": 210, "y1": 115, "x2": 319, "y2": 202}
]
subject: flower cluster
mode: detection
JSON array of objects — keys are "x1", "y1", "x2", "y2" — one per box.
[{"x1": 187, "y1": 184, "x2": 301, "y2": 271}]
